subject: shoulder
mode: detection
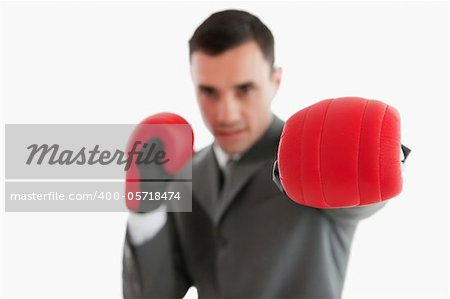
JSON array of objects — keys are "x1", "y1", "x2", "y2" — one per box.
[{"x1": 192, "y1": 145, "x2": 213, "y2": 166}]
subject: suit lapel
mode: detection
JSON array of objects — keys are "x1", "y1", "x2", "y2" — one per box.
[
  {"x1": 214, "y1": 158, "x2": 269, "y2": 225},
  {"x1": 192, "y1": 147, "x2": 220, "y2": 220},
  {"x1": 193, "y1": 115, "x2": 285, "y2": 226}
]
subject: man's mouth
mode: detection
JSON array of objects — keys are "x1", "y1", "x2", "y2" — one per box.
[{"x1": 216, "y1": 128, "x2": 246, "y2": 138}]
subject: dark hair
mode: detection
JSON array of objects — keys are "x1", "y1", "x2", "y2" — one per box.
[{"x1": 189, "y1": 9, "x2": 275, "y2": 67}]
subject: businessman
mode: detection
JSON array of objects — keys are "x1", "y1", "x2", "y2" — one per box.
[{"x1": 122, "y1": 9, "x2": 392, "y2": 298}]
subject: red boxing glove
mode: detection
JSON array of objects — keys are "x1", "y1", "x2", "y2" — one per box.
[
  {"x1": 125, "y1": 113, "x2": 194, "y2": 212},
  {"x1": 274, "y1": 97, "x2": 409, "y2": 209}
]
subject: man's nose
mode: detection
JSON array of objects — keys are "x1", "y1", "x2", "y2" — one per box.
[{"x1": 217, "y1": 95, "x2": 240, "y2": 124}]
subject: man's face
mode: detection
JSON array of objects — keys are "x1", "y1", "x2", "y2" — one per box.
[{"x1": 190, "y1": 41, "x2": 281, "y2": 155}]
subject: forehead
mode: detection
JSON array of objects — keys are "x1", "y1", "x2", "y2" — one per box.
[{"x1": 190, "y1": 41, "x2": 270, "y2": 88}]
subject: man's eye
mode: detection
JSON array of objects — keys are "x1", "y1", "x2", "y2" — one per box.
[
  {"x1": 236, "y1": 85, "x2": 253, "y2": 97},
  {"x1": 200, "y1": 89, "x2": 217, "y2": 99}
]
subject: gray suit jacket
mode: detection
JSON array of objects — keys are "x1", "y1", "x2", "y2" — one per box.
[{"x1": 123, "y1": 115, "x2": 386, "y2": 299}]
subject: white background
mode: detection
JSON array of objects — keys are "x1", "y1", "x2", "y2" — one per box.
[{"x1": 0, "y1": 1, "x2": 448, "y2": 298}]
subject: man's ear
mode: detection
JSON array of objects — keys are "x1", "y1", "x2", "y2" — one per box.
[
  {"x1": 271, "y1": 66, "x2": 282, "y2": 96},
  {"x1": 273, "y1": 66, "x2": 282, "y2": 84}
]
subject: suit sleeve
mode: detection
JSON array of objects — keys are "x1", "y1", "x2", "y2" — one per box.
[
  {"x1": 122, "y1": 213, "x2": 191, "y2": 299},
  {"x1": 320, "y1": 201, "x2": 387, "y2": 226}
]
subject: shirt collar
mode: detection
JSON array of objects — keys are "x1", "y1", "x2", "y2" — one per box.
[{"x1": 213, "y1": 143, "x2": 242, "y2": 170}]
